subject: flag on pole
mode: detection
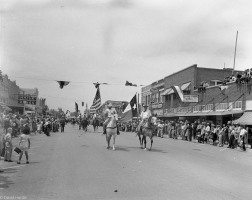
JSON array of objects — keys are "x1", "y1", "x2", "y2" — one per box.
[
  {"x1": 93, "y1": 82, "x2": 108, "y2": 88},
  {"x1": 120, "y1": 94, "x2": 137, "y2": 123},
  {"x1": 57, "y1": 81, "x2": 70, "y2": 89},
  {"x1": 90, "y1": 86, "x2": 102, "y2": 113},
  {"x1": 82, "y1": 102, "x2": 84, "y2": 107},
  {"x1": 125, "y1": 81, "x2": 137, "y2": 87}
]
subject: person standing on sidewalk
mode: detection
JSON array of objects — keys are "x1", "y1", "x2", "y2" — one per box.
[
  {"x1": 4, "y1": 128, "x2": 13, "y2": 162},
  {"x1": 17, "y1": 124, "x2": 31, "y2": 164},
  {"x1": 239, "y1": 126, "x2": 247, "y2": 151},
  {"x1": 60, "y1": 118, "x2": 66, "y2": 132}
]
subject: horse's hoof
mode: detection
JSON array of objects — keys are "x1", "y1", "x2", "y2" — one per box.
[
  {"x1": 107, "y1": 146, "x2": 110, "y2": 149},
  {"x1": 144, "y1": 148, "x2": 147, "y2": 151},
  {"x1": 113, "y1": 147, "x2": 115, "y2": 151}
]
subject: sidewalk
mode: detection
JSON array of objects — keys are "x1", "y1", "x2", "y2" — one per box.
[
  {"x1": 0, "y1": 132, "x2": 40, "y2": 170},
  {"x1": 158, "y1": 134, "x2": 252, "y2": 152}
]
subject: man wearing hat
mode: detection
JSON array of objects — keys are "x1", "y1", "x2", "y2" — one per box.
[
  {"x1": 139, "y1": 104, "x2": 152, "y2": 132},
  {"x1": 103, "y1": 103, "x2": 119, "y2": 135}
]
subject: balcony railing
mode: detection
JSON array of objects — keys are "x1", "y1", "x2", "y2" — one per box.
[{"x1": 163, "y1": 101, "x2": 242, "y2": 115}]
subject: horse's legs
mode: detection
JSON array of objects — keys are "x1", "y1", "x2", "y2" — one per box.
[
  {"x1": 112, "y1": 134, "x2": 116, "y2": 150},
  {"x1": 144, "y1": 136, "x2": 147, "y2": 150},
  {"x1": 138, "y1": 134, "x2": 143, "y2": 148},
  {"x1": 106, "y1": 133, "x2": 111, "y2": 149},
  {"x1": 150, "y1": 137, "x2": 153, "y2": 151}
]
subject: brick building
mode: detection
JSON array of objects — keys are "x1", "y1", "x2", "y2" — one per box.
[
  {"x1": 0, "y1": 74, "x2": 23, "y2": 114},
  {"x1": 141, "y1": 64, "x2": 248, "y2": 125}
]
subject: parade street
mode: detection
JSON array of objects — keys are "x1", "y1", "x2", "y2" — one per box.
[{"x1": 1, "y1": 124, "x2": 252, "y2": 200}]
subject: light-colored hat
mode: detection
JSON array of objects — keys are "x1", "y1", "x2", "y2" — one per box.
[
  {"x1": 143, "y1": 104, "x2": 148, "y2": 107},
  {"x1": 108, "y1": 103, "x2": 113, "y2": 107}
]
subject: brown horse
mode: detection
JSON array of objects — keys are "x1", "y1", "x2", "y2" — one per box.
[{"x1": 137, "y1": 116, "x2": 156, "y2": 150}]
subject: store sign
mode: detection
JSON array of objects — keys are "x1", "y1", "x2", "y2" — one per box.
[
  {"x1": 18, "y1": 95, "x2": 37, "y2": 105},
  {"x1": 153, "y1": 109, "x2": 163, "y2": 116},
  {"x1": 183, "y1": 95, "x2": 198, "y2": 103},
  {"x1": 151, "y1": 103, "x2": 163, "y2": 109}
]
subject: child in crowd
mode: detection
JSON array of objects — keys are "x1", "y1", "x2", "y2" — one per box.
[
  {"x1": 4, "y1": 127, "x2": 13, "y2": 162},
  {"x1": 17, "y1": 124, "x2": 31, "y2": 164}
]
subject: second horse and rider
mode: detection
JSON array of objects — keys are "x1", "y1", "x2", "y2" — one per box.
[{"x1": 102, "y1": 102, "x2": 157, "y2": 150}]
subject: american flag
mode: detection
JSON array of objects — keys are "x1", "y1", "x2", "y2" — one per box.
[{"x1": 90, "y1": 87, "x2": 102, "y2": 113}]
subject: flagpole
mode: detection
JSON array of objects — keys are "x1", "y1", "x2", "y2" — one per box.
[
  {"x1": 136, "y1": 92, "x2": 139, "y2": 127},
  {"x1": 137, "y1": 92, "x2": 140, "y2": 117},
  {"x1": 232, "y1": 30, "x2": 238, "y2": 75}
]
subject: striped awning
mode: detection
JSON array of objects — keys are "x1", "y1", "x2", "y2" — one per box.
[
  {"x1": 233, "y1": 111, "x2": 252, "y2": 125},
  {"x1": 161, "y1": 88, "x2": 174, "y2": 96},
  {"x1": 180, "y1": 82, "x2": 191, "y2": 91}
]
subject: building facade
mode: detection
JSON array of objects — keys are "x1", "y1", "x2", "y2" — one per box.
[
  {"x1": 141, "y1": 64, "x2": 248, "y2": 125},
  {"x1": 20, "y1": 88, "x2": 39, "y2": 114},
  {"x1": 0, "y1": 74, "x2": 23, "y2": 114}
]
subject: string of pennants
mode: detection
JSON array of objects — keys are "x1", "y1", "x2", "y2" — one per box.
[{"x1": 56, "y1": 80, "x2": 145, "y2": 89}]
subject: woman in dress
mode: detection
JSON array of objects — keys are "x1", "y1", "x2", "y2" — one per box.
[{"x1": 17, "y1": 124, "x2": 31, "y2": 164}]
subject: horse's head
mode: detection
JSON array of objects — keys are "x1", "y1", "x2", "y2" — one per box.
[{"x1": 107, "y1": 114, "x2": 118, "y2": 128}]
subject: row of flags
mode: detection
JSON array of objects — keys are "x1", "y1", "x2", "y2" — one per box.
[
  {"x1": 66, "y1": 80, "x2": 140, "y2": 119},
  {"x1": 56, "y1": 80, "x2": 143, "y2": 89}
]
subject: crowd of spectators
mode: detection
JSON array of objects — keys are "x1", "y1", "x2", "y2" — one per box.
[
  {"x1": 0, "y1": 111, "x2": 67, "y2": 173},
  {"x1": 148, "y1": 119, "x2": 252, "y2": 150},
  {"x1": 118, "y1": 117, "x2": 252, "y2": 151}
]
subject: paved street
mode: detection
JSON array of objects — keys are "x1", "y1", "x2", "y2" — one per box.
[{"x1": 1, "y1": 124, "x2": 252, "y2": 200}]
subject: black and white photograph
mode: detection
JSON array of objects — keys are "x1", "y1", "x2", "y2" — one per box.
[{"x1": 0, "y1": 0, "x2": 252, "y2": 199}]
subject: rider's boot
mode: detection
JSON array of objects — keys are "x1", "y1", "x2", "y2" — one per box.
[{"x1": 117, "y1": 124, "x2": 120, "y2": 135}]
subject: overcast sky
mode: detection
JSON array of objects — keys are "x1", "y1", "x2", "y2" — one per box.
[{"x1": 1, "y1": 0, "x2": 252, "y2": 113}]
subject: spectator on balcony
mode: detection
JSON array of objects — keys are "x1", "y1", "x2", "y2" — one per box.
[{"x1": 236, "y1": 72, "x2": 242, "y2": 84}]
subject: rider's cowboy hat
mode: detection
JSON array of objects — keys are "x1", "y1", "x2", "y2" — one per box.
[
  {"x1": 108, "y1": 103, "x2": 113, "y2": 107},
  {"x1": 142, "y1": 104, "x2": 148, "y2": 107}
]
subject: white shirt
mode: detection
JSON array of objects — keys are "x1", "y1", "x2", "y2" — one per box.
[
  {"x1": 104, "y1": 108, "x2": 117, "y2": 118},
  {"x1": 140, "y1": 110, "x2": 151, "y2": 120},
  {"x1": 240, "y1": 129, "x2": 247, "y2": 136}
]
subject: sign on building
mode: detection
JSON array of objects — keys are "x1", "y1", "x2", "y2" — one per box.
[
  {"x1": 18, "y1": 95, "x2": 37, "y2": 105},
  {"x1": 183, "y1": 95, "x2": 199, "y2": 103}
]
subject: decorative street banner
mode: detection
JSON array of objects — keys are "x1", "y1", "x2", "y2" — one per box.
[
  {"x1": 171, "y1": 86, "x2": 198, "y2": 103},
  {"x1": 18, "y1": 95, "x2": 37, "y2": 105}
]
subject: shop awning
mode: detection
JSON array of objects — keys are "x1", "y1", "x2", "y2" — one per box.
[
  {"x1": 178, "y1": 110, "x2": 244, "y2": 117},
  {"x1": 180, "y1": 82, "x2": 191, "y2": 91},
  {"x1": 232, "y1": 111, "x2": 252, "y2": 125},
  {"x1": 0, "y1": 104, "x2": 12, "y2": 111},
  {"x1": 161, "y1": 88, "x2": 174, "y2": 96}
]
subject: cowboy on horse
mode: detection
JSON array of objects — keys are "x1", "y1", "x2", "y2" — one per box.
[
  {"x1": 103, "y1": 103, "x2": 120, "y2": 135},
  {"x1": 139, "y1": 104, "x2": 152, "y2": 132}
]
